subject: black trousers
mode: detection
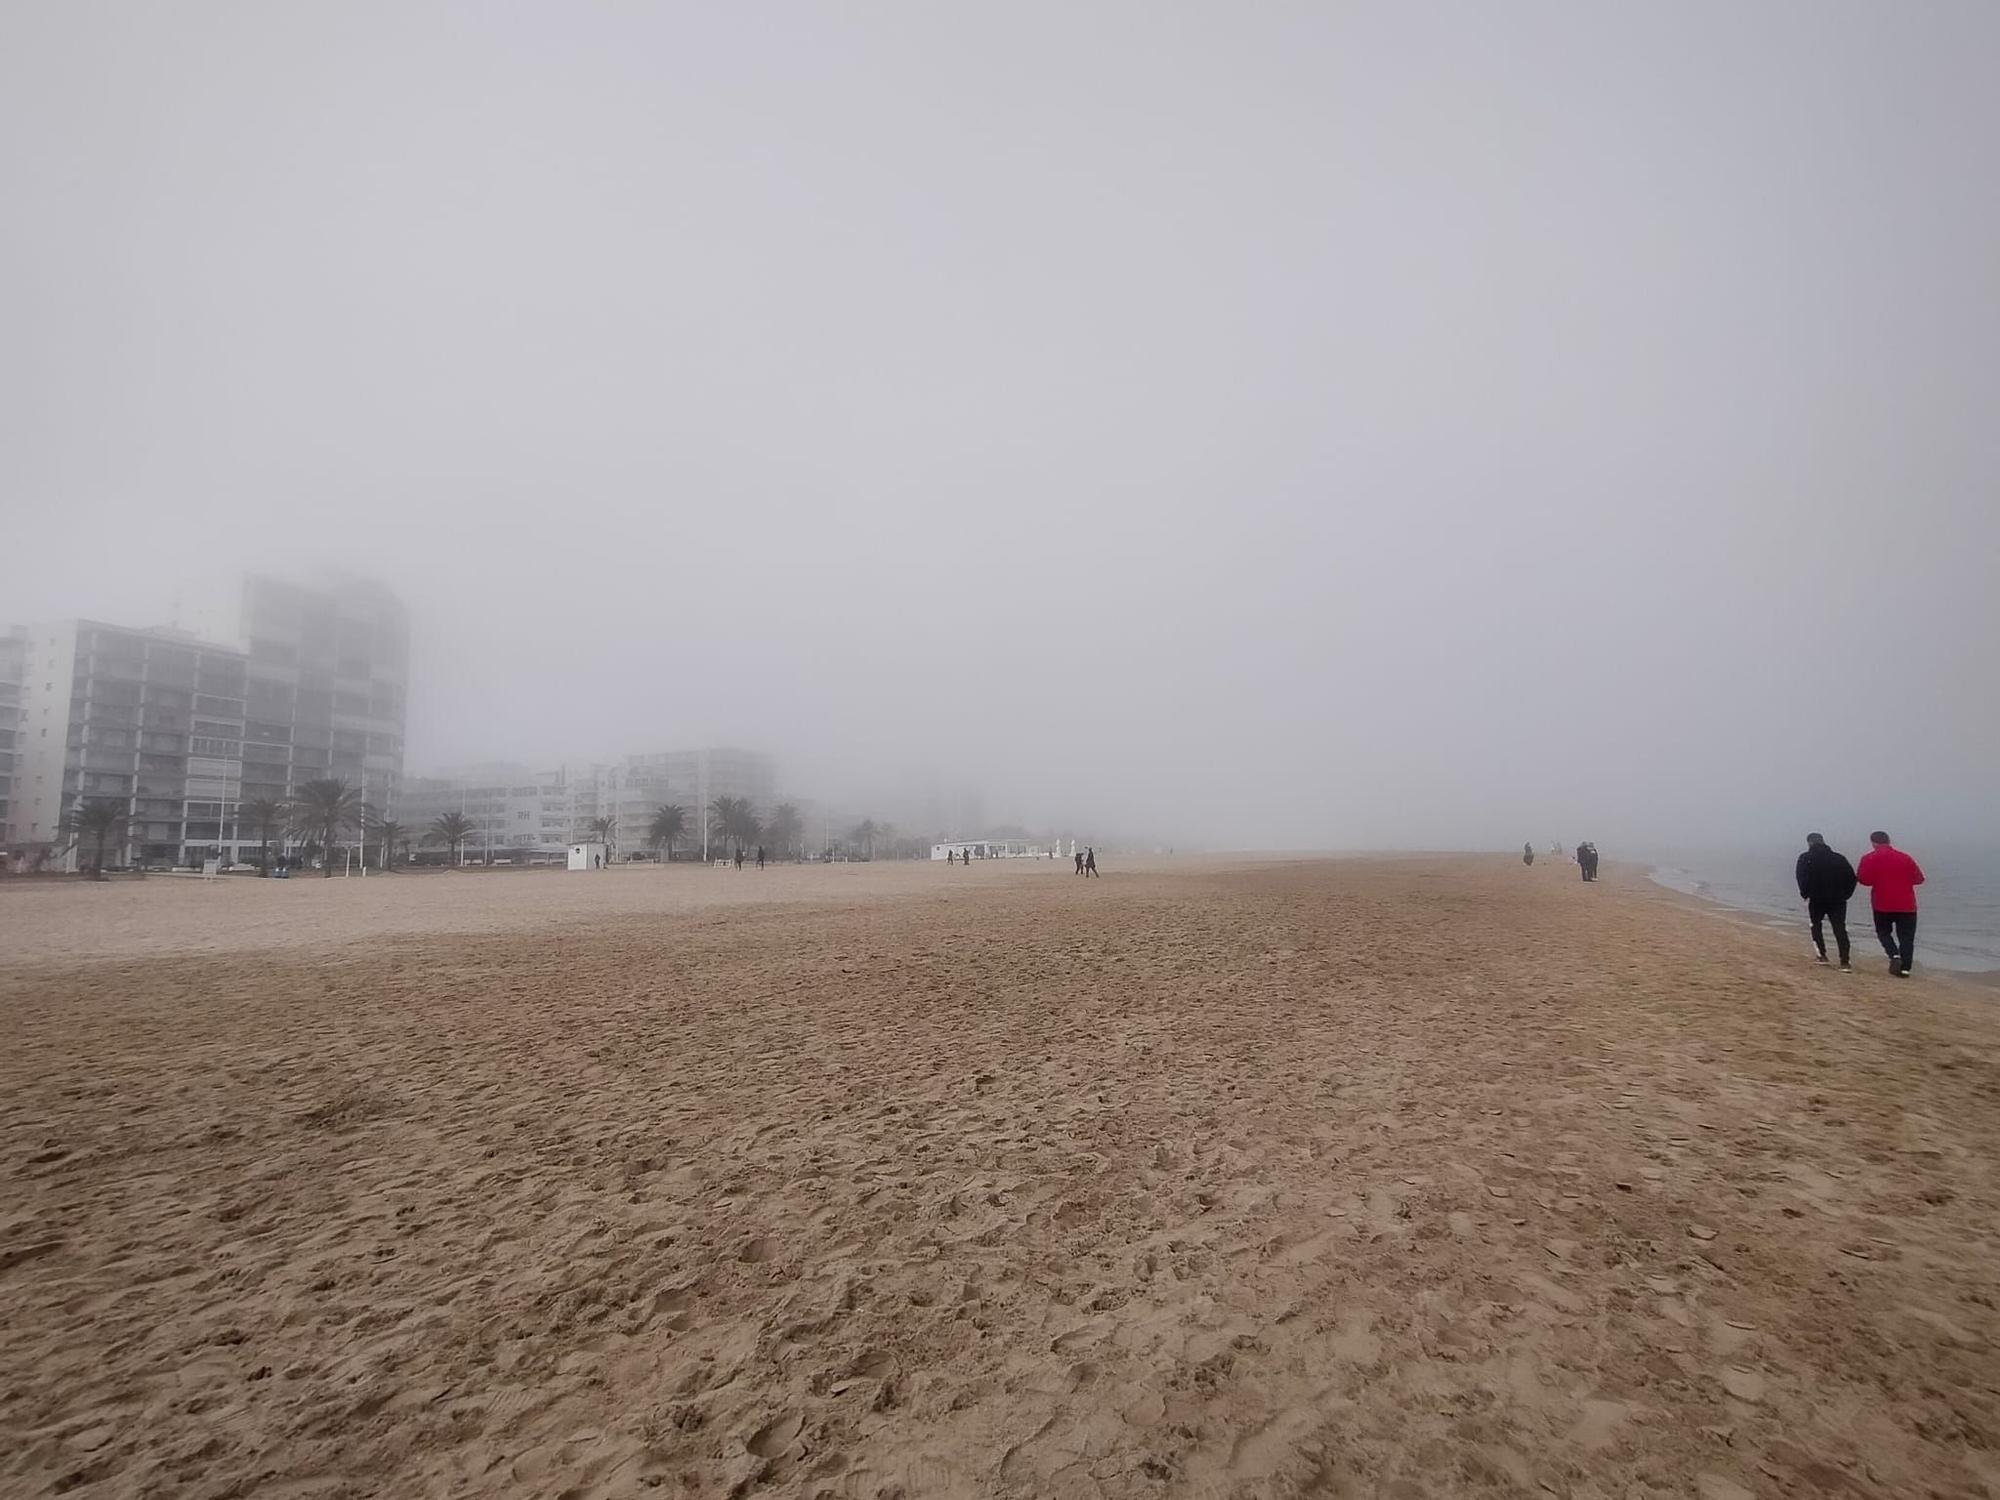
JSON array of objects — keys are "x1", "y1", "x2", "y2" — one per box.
[
  {"x1": 1807, "y1": 897, "x2": 1850, "y2": 963},
  {"x1": 1873, "y1": 910, "x2": 1917, "y2": 970}
]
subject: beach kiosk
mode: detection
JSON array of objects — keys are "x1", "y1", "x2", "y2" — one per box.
[{"x1": 567, "y1": 841, "x2": 607, "y2": 871}]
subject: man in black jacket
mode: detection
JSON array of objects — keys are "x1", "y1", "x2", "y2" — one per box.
[{"x1": 1796, "y1": 833, "x2": 1857, "y2": 970}]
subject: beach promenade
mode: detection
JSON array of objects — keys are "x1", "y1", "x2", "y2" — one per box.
[{"x1": 3, "y1": 856, "x2": 1996, "y2": 1498}]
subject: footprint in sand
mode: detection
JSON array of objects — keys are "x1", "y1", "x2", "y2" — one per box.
[
  {"x1": 1122, "y1": 1389, "x2": 1166, "y2": 1426},
  {"x1": 1566, "y1": 1397, "x2": 1630, "y2": 1451},
  {"x1": 1049, "y1": 1323, "x2": 1103, "y2": 1353},
  {"x1": 738, "y1": 1237, "x2": 776, "y2": 1264},
  {"x1": 638, "y1": 1287, "x2": 695, "y2": 1331},
  {"x1": 849, "y1": 1349, "x2": 895, "y2": 1379},
  {"x1": 1330, "y1": 1310, "x2": 1380, "y2": 1363},
  {"x1": 747, "y1": 1410, "x2": 803, "y2": 1457}
]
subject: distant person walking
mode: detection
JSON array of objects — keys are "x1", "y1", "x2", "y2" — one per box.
[
  {"x1": 756, "y1": 845, "x2": 766, "y2": 870},
  {"x1": 1523, "y1": 842, "x2": 1535, "y2": 867},
  {"x1": 734, "y1": 847, "x2": 744, "y2": 870},
  {"x1": 1794, "y1": 833, "x2": 1856, "y2": 969},
  {"x1": 1856, "y1": 831, "x2": 1924, "y2": 977},
  {"x1": 1085, "y1": 847, "x2": 1099, "y2": 877},
  {"x1": 1075, "y1": 849, "x2": 1085, "y2": 875},
  {"x1": 1577, "y1": 842, "x2": 1599, "y2": 882}
]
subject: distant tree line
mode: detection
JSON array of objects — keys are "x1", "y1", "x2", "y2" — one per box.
[{"x1": 48, "y1": 777, "x2": 1011, "y2": 879}]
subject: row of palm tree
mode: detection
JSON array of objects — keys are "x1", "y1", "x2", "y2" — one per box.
[
  {"x1": 217, "y1": 781, "x2": 436, "y2": 875},
  {"x1": 59, "y1": 781, "x2": 859, "y2": 878}
]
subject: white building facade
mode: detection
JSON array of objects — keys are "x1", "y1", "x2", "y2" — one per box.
[
  {"x1": 397, "y1": 765, "x2": 579, "y2": 864},
  {"x1": 4, "y1": 575, "x2": 412, "y2": 869},
  {"x1": 0, "y1": 628, "x2": 24, "y2": 844},
  {"x1": 395, "y1": 747, "x2": 782, "y2": 864},
  {"x1": 5, "y1": 620, "x2": 251, "y2": 867}
]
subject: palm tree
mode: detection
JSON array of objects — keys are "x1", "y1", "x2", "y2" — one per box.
[
  {"x1": 241, "y1": 796, "x2": 290, "y2": 875},
  {"x1": 849, "y1": 819, "x2": 880, "y2": 860},
  {"x1": 648, "y1": 804, "x2": 687, "y2": 862},
  {"x1": 373, "y1": 818, "x2": 406, "y2": 870},
  {"x1": 709, "y1": 796, "x2": 759, "y2": 859},
  {"x1": 765, "y1": 802, "x2": 803, "y2": 861},
  {"x1": 66, "y1": 798, "x2": 128, "y2": 880},
  {"x1": 588, "y1": 815, "x2": 617, "y2": 861},
  {"x1": 293, "y1": 778, "x2": 363, "y2": 876},
  {"x1": 428, "y1": 810, "x2": 475, "y2": 867}
]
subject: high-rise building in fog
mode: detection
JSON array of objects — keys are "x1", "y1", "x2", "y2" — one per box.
[
  {"x1": 3, "y1": 574, "x2": 410, "y2": 868},
  {"x1": 0, "y1": 627, "x2": 28, "y2": 841},
  {"x1": 234, "y1": 574, "x2": 411, "y2": 819},
  {"x1": 5, "y1": 619, "x2": 250, "y2": 865}
]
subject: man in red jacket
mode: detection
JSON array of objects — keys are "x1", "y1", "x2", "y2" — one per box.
[{"x1": 1855, "y1": 830, "x2": 1925, "y2": 978}]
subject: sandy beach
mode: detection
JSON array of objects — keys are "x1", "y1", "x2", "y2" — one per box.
[{"x1": 3, "y1": 855, "x2": 1997, "y2": 1499}]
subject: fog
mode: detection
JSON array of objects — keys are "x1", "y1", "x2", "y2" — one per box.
[{"x1": 5, "y1": 3, "x2": 1996, "y2": 851}]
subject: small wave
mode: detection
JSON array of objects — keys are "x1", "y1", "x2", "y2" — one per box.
[{"x1": 1647, "y1": 866, "x2": 1701, "y2": 898}]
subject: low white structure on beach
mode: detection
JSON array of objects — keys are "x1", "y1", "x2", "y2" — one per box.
[
  {"x1": 930, "y1": 839, "x2": 1048, "y2": 861},
  {"x1": 567, "y1": 842, "x2": 607, "y2": 871}
]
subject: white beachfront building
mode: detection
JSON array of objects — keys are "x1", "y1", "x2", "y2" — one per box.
[{"x1": 930, "y1": 839, "x2": 1049, "y2": 861}]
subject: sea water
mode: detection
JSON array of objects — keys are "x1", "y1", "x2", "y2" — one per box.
[{"x1": 1643, "y1": 844, "x2": 2000, "y2": 974}]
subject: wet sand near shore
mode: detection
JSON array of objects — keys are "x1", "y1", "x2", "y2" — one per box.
[{"x1": 3, "y1": 856, "x2": 1997, "y2": 1498}]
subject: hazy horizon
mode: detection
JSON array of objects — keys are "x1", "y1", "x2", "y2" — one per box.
[{"x1": 6, "y1": 3, "x2": 1996, "y2": 851}]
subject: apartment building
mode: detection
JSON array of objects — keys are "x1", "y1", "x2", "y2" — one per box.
[
  {"x1": 0, "y1": 628, "x2": 26, "y2": 839},
  {"x1": 4, "y1": 574, "x2": 411, "y2": 868},
  {"x1": 620, "y1": 746, "x2": 777, "y2": 856},
  {"x1": 586, "y1": 759, "x2": 677, "y2": 858},
  {"x1": 396, "y1": 747, "x2": 782, "y2": 863},
  {"x1": 397, "y1": 766, "x2": 578, "y2": 863},
  {"x1": 231, "y1": 574, "x2": 410, "y2": 820},
  {"x1": 5, "y1": 620, "x2": 251, "y2": 867}
]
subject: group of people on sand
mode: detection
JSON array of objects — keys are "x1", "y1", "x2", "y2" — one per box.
[
  {"x1": 1520, "y1": 830, "x2": 1929, "y2": 978},
  {"x1": 1524, "y1": 841, "x2": 1598, "y2": 881},
  {"x1": 1795, "y1": 831, "x2": 1925, "y2": 977},
  {"x1": 942, "y1": 845, "x2": 1099, "y2": 875}
]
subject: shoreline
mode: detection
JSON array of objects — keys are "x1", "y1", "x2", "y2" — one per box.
[{"x1": 1638, "y1": 860, "x2": 2000, "y2": 989}]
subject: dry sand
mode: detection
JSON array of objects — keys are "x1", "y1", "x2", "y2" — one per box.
[{"x1": 2, "y1": 855, "x2": 1998, "y2": 1499}]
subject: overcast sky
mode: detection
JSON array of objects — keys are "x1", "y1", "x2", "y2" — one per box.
[{"x1": 4, "y1": 2, "x2": 1995, "y2": 849}]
